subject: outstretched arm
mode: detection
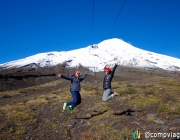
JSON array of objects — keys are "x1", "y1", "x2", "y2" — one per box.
[{"x1": 57, "y1": 73, "x2": 73, "y2": 80}]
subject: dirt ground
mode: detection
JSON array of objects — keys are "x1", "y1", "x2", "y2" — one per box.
[{"x1": 0, "y1": 66, "x2": 180, "y2": 140}]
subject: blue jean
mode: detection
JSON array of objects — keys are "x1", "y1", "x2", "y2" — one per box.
[{"x1": 66, "y1": 91, "x2": 81, "y2": 109}]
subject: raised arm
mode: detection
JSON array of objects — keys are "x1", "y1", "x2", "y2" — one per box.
[
  {"x1": 79, "y1": 74, "x2": 87, "y2": 81},
  {"x1": 104, "y1": 64, "x2": 107, "y2": 71},
  {"x1": 111, "y1": 60, "x2": 120, "y2": 75}
]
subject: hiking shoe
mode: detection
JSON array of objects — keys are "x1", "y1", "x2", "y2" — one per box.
[
  {"x1": 69, "y1": 106, "x2": 73, "y2": 113},
  {"x1": 113, "y1": 92, "x2": 119, "y2": 96},
  {"x1": 63, "y1": 103, "x2": 67, "y2": 111}
]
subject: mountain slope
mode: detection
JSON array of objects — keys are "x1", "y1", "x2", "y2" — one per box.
[{"x1": 0, "y1": 38, "x2": 180, "y2": 72}]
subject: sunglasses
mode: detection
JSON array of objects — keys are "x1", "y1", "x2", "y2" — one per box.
[{"x1": 77, "y1": 72, "x2": 80, "y2": 74}]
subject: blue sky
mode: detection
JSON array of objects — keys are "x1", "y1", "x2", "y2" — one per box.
[{"x1": 0, "y1": 0, "x2": 180, "y2": 64}]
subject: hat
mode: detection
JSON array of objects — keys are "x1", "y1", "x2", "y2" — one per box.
[
  {"x1": 73, "y1": 71, "x2": 77, "y2": 76},
  {"x1": 105, "y1": 68, "x2": 111, "y2": 72}
]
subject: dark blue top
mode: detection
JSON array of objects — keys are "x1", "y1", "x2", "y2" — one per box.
[{"x1": 61, "y1": 74, "x2": 87, "y2": 91}]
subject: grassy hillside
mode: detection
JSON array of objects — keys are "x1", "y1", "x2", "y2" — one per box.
[{"x1": 0, "y1": 66, "x2": 180, "y2": 140}]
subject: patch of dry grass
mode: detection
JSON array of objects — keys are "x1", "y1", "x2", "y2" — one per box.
[
  {"x1": 0, "y1": 79, "x2": 63, "y2": 98},
  {"x1": 15, "y1": 129, "x2": 25, "y2": 136},
  {"x1": 80, "y1": 123, "x2": 133, "y2": 140},
  {"x1": 158, "y1": 102, "x2": 180, "y2": 115},
  {"x1": 7, "y1": 112, "x2": 30, "y2": 121},
  {"x1": 1, "y1": 104, "x2": 25, "y2": 113},
  {"x1": 119, "y1": 87, "x2": 137, "y2": 95},
  {"x1": 119, "y1": 78, "x2": 180, "y2": 110},
  {"x1": 39, "y1": 79, "x2": 62, "y2": 88},
  {"x1": 128, "y1": 95, "x2": 160, "y2": 108},
  {"x1": 18, "y1": 87, "x2": 38, "y2": 93},
  {"x1": 26, "y1": 98, "x2": 48, "y2": 107}
]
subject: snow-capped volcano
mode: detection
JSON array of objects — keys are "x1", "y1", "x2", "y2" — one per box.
[{"x1": 0, "y1": 38, "x2": 180, "y2": 72}]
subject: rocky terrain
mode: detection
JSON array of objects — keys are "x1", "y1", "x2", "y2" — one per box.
[{"x1": 0, "y1": 65, "x2": 180, "y2": 140}]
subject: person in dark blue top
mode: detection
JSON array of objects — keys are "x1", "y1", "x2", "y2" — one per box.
[{"x1": 58, "y1": 71, "x2": 87, "y2": 113}]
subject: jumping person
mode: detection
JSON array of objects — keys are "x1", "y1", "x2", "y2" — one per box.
[
  {"x1": 102, "y1": 60, "x2": 120, "y2": 102},
  {"x1": 57, "y1": 71, "x2": 87, "y2": 113}
]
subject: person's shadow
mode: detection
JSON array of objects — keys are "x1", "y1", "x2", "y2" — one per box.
[
  {"x1": 113, "y1": 109, "x2": 144, "y2": 116},
  {"x1": 76, "y1": 110, "x2": 108, "y2": 119}
]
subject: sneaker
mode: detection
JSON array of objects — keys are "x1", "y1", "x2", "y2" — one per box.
[
  {"x1": 69, "y1": 106, "x2": 73, "y2": 113},
  {"x1": 113, "y1": 92, "x2": 119, "y2": 96},
  {"x1": 63, "y1": 103, "x2": 67, "y2": 111}
]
